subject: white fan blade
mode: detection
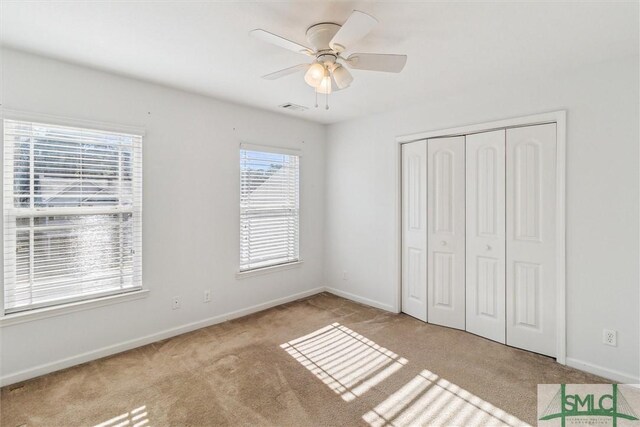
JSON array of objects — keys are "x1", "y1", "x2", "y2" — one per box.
[
  {"x1": 250, "y1": 29, "x2": 314, "y2": 55},
  {"x1": 262, "y1": 64, "x2": 310, "y2": 80},
  {"x1": 329, "y1": 10, "x2": 378, "y2": 52},
  {"x1": 345, "y1": 53, "x2": 407, "y2": 73}
]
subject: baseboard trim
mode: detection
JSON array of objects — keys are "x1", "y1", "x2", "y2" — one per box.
[
  {"x1": 566, "y1": 357, "x2": 640, "y2": 384},
  {"x1": 11, "y1": 288, "x2": 631, "y2": 388},
  {"x1": 0, "y1": 287, "x2": 325, "y2": 386},
  {"x1": 324, "y1": 286, "x2": 395, "y2": 313}
]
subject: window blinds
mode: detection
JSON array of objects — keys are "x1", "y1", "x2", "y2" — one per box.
[
  {"x1": 240, "y1": 147, "x2": 299, "y2": 271},
  {"x1": 3, "y1": 119, "x2": 143, "y2": 313}
]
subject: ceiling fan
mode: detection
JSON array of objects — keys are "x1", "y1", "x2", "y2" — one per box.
[{"x1": 250, "y1": 10, "x2": 407, "y2": 109}]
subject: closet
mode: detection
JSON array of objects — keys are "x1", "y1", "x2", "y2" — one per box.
[{"x1": 401, "y1": 122, "x2": 558, "y2": 357}]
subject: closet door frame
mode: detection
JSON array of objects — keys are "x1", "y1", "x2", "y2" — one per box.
[{"x1": 395, "y1": 110, "x2": 566, "y2": 364}]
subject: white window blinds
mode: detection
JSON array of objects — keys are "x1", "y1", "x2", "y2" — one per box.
[
  {"x1": 3, "y1": 119, "x2": 143, "y2": 313},
  {"x1": 240, "y1": 147, "x2": 299, "y2": 271}
]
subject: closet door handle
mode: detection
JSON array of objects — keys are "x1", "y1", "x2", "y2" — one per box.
[
  {"x1": 440, "y1": 241, "x2": 447, "y2": 246},
  {"x1": 486, "y1": 244, "x2": 492, "y2": 251}
]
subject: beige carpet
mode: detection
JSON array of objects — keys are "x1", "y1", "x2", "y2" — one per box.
[{"x1": 1, "y1": 292, "x2": 605, "y2": 426}]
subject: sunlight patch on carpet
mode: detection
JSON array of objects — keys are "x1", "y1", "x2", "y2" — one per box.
[
  {"x1": 362, "y1": 370, "x2": 530, "y2": 427},
  {"x1": 281, "y1": 323, "x2": 407, "y2": 401},
  {"x1": 94, "y1": 404, "x2": 149, "y2": 427}
]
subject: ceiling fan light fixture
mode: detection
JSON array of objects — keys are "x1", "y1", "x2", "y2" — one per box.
[
  {"x1": 253, "y1": 10, "x2": 408, "y2": 110},
  {"x1": 316, "y1": 69, "x2": 332, "y2": 94},
  {"x1": 332, "y1": 65, "x2": 353, "y2": 89},
  {"x1": 304, "y1": 62, "x2": 325, "y2": 88}
]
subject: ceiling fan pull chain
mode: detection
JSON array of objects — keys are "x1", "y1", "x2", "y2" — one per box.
[
  {"x1": 325, "y1": 91, "x2": 329, "y2": 110},
  {"x1": 315, "y1": 88, "x2": 318, "y2": 108}
]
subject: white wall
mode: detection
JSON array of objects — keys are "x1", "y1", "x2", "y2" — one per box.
[
  {"x1": 0, "y1": 48, "x2": 326, "y2": 384},
  {"x1": 1, "y1": 47, "x2": 638, "y2": 387},
  {"x1": 324, "y1": 55, "x2": 640, "y2": 383}
]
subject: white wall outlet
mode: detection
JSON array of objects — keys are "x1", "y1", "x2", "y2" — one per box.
[
  {"x1": 343, "y1": 271, "x2": 348, "y2": 280},
  {"x1": 172, "y1": 296, "x2": 181, "y2": 310},
  {"x1": 203, "y1": 290, "x2": 211, "y2": 303},
  {"x1": 603, "y1": 329, "x2": 617, "y2": 346}
]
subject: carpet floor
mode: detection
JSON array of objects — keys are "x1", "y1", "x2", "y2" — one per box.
[{"x1": 1, "y1": 292, "x2": 605, "y2": 426}]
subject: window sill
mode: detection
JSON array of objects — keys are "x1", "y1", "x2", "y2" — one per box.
[
  {"x1": 0, "y1": 289, "x2": 150, "y2": 327},
  {"x1": 236, "y1": 260, "x2": 304, "y2": 279}
]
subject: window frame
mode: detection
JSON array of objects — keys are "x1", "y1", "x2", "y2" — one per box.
[
  {"x1": 1, "y1": 111, "x2": 145, "y2": 319},
  {"x1": 238, "y1": 143, "x2": 301, "y2": 274}
]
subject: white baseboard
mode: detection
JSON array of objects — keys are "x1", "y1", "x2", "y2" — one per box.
[
  {"x1": 566, "y1": 357, "x2": 640, "y2": 384},
  {"x1": 323, "y1": 288, "x2": 640, "y2": 385},
  {"x1": 10, "y1": 287, "x2": 633, "y2": 389},
  {"x1": 324, "y1": 286, "x2": 396, "y2": 313},
  {"x1": 0, "y1": 287, "x2": 325, "y2": 386}
]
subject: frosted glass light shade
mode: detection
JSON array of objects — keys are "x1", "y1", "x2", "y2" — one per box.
[
  {"x1": 316, "y1": 74, "x2": 332, "y2": 94},
  {"x1": 332, "y1": 65, "x2": 353, "y2": 89},
  {"x1": 304, "y1": 63, "x2": 325, "y2": 88}
]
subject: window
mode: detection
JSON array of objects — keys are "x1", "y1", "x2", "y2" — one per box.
[
  {"x1": 240, "y1": 145, "x2": 299, "y2": 271},
  {"x1": 3, "y1": 119, "x2": 142, "y2": 314}
]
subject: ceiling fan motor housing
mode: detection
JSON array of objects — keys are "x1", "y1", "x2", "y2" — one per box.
[
  {"x1": 306, "y1": 23, "x2": 341, "y2": 52},
  {"x1": 316, "y1": 52, "x2": 337, "y2": 65}
]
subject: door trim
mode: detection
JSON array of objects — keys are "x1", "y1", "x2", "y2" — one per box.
[{"x1": 395, "y1": 110, "x2": 567, "y2": 365}]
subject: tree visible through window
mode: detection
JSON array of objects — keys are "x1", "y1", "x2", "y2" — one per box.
[
  {"x1": 2, "y1": 119, "x2": 143, "y2": 313},
  {"x1": 240, "y1": 147, "x2": 299, "y2": 271}
]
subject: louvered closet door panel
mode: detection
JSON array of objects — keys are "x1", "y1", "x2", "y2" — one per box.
[
  {"x1": 465, "y1": 130, "x2": 506, "y2": 343},
  {"x1": 427, "y1": 136, "x2": 465, "y2": 330},
  {"x1": 506, "y1": 123, "x2": 557, "y2": 357},
  {"x1": 401, "y1": 140, "x2": 428, "y2": 321}
]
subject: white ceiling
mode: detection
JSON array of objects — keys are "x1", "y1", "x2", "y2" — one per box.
[{"x1": 1, "y1": 1, "x2": 638, "y2": 124}]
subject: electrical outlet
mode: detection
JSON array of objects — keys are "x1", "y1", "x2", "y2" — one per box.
[
  {"x1": 203, "y1": 290, "x2": 211, "y2": 303},
  {"x1": 172, "y1": 296, "x2": 181, "y2": 310},
  {"x1": 603, "y1": 329, "x2": 617, "y2": 346},
  {"x1": 343, "y1": 271, "x2": 348, "y2": 280}
]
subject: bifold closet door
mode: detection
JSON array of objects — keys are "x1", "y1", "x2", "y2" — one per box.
[
  {"x1": 401, "y1": 140, "x2": 428, "y2": 321},
  {"x1": 465, "y1": 130, "x2": 506, "y2": 343},
  {"x1": 506, "y1": 123, "x2": 557, "y2": 357},
  {"x1": 427, "y1": 136, "x2": 465, "y2": 330}
]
